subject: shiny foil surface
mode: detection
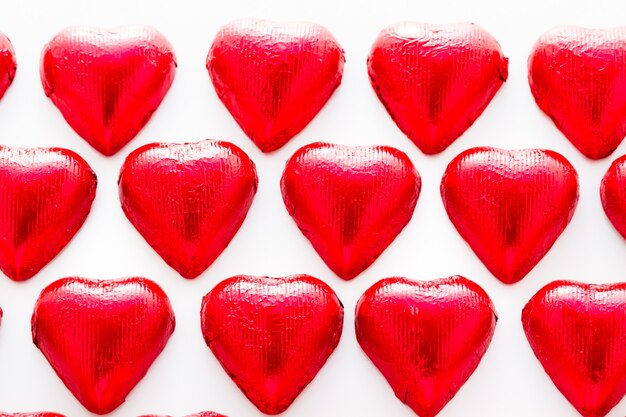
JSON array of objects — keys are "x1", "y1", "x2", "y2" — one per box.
[
  {"x1": 529, "y1": 27, "x2": 626, "y2": 159},
  {"x1": 368, "y1": 22, "x2": 508, "y2": 154},
  {"x1": 41, "y1": 26, "x2": 176, "y2": 156},
  {"x1": 355, "y1": 276, "x2": 497, "y2": 417},
  {"x1": 281, "y1": 142, "x2": 421, "y2": 280},
  {"x1": 0, "y1": 414, "x2": 65, "y2": 417},
  {"x1": 600, "y1": 155, "x2": 626, "y2": 240},
  {"x1": 522, "y1": 280, "x2": 626, "y2": 417},
  {"x1": 200, "y1": 275, "x2": 344, "y2": 414},
  {"x1": 441, "y1": 147, "x2": 579, "y2": 284},
  {"x1": 207, "y1": 19, "x2": 345, "y2": 152},
  {"x1": 0, "y1": 146, "x2": 96, "y2": 281},
  {"x1": 119, "y1": 139, "x2": 258, "y2": 278},
  {"x1": 31, "y1": 277, "x2": 175, "y2": 415},
  {"x1": 138, "y1": 413, "x2": 225, "y2": 417},
  {"x1": 0, "y1": 33, "x2": 16, "y2": 100}
]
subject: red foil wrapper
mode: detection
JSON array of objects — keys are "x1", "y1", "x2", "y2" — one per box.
[
  {"x1": 31, "y1": 277, "x2": 175, "y2": 415},
  {"x1": 441, "y1": 147, "x2": 579, "y2": 284},
  {"x1": 0, "y1": 414, "x2": 65, "y2": 417},
  {"x1": 522, "y1": 280, "x2": 626, "y2": 417},
  {"x1": 0, "y1": 146, "x2": 96, "y2": 281},
  {"x1": 119, "y1": 139, "x2": 258, "y2": 278},
  {"x1": 207, "y1": 19, "x2": 344, "y2": 152},
  {"x1": 0, "y1": 33, "x2": 16, "y2": 100},
  {"x1": 355, "y1": 276, "x2": 497, "y2": 417},
  {"x1": 601, "y1": 155, "x2": 626, "y2": 240},
  {"x1": 138, "y1": 413, "x2": 225, "y2": 417},
  {"x1": 281, "y1": 142, "x2": 421, "y2": 280},
  {"x1": 529, "y1": 27, "x2": 626, "y2": 159},
  {"x1": 41, "y1": 26, "x2": 176, "y2": 156},
  {"x1": 200, "y1": 275, "x2": 344, "y2": 414},
  {"x1": 368, "y1": 22, "x2": 508, "y2": 154}
]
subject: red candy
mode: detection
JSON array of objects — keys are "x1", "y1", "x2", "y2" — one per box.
[
  {"x1": 207, "y1": 19, "x2": 344, "y2": 152},
  {"x1": 355, "y1": 276, "x2": 497, "y2": 417},
  {"x1": 201, "y1": 275, "x2": 343, "y2": 414},
  {"x1": 138, "y1": 413, "x2": 225, "y2": 417},
  {"x1": 529, "y1": 27, "x2": 626, "y2": 159},
  {"x1": 41, "y1": 26, "x2": 176, "y2": 155},
  {"x1": 601, "y1": 154, "x2": 626, "y2": 240},
  {"x1": 281, "y1": 142, "x2": 420, "y2": 279},
  {"x1": 523, "y1": 280, "x2": 626, "y2": 417},
  {"x1": 0, "y1": 33, "x2": 16, "y2": 100},
  {"x1": 0, "y1": 414, "x2": 65, "y2": 417},
  {"x1": 441, "y1": 147, "x2": 579, "y2": 284},
  {"x1": 32, "y1": 277, "x2": 175, "y2": 414},
  {"x1": 119, "y1": 139, "x2": 258, "y2": 278},
  {"x1": 368, "y1": 22, "x2": 508, "y2": 154},
  {"x1": 0, "y1": 146, "x2": 96, "y2": 281}
]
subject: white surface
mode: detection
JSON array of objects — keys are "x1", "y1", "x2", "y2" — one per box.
[{"x1": 0, "y1": 0, "x2": 625, "y2": 416}]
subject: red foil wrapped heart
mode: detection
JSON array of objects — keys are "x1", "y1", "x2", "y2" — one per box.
[
  {"x1": 441, "y1": 147, "x2": 579, "y2": 284},
  {"x1": 281, "y1": 142, "x2": 420, "y2": 279},
  {"x1": 138, "y1": 413, "x2": 225, "y2": 417},
  {"x1": 0, "y1": 414, "x2": 65, "y2": 417},
  {"x1": 119, "y1": 139, "x2": 258, "y2": 278},
  {"x1": 200, "y1": 275, "x2": 344, "y2": 414},
  {"x1": 0, "y1": 146, "x2": 96, "y2": 281},
  {"x1": 368, "y1": 22, "x2": 508, "y2": 154},
  {"x1": 523, "y1": 280, "x2": 626, "y2": 417},
  {"x1": 529, "y1": 27, "x2": 626, "y2": 159},
  {"x1": 207, "y1": 19, "x2": 344, "y2": 152},
  {"x1": 32, "y1": 277, "x2": 175, "y2": 414},
  {"x1": 0, "y1": 33, "x2": 16, "y2": 100},
  {"x1": 355, "y1": 276, "x2": 497, "y2": 417},
  {"x1": 601, "y1": 155, "x2": 626, "y2": 239},
  {"x1": 41, "y1": 26, "x2": 176, "y2": 156}
]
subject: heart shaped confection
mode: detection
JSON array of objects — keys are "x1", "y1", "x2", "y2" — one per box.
[
  {"x1": 441, "y1": 147, "x2": 579, "y2": 284},
  {"x1": 356, "y1": 276, "x2": 497, "y2": 417},
  {"x1": 32, "y1": 277, "x2": 175, "y2": 414},
  {"x1": 0, "y1": 33, "x2": 16, "y2": 100},
  {"x1": 41, "y1": 26, "x2": 176, "y2": 155},
  {"x1": 529, "y1": 26, "x2": 626, "y2": 159},
  {"x1": 368, "y1": 22, "x2": 508, "y2": 154},
  {"x1": 281, "y1": 142, "x2": 421, "y2": 280},
  {"x1": 601, "y1": 154, "x2": 626, "y2": 240},
  {"x1": 0, "y1": 146, "x2": 96, "y2": 281},
  {"x1": 138, "y1": 413, "x2": 225, "y2": 417},
  {"x1": 207, "y1": 19, "x2": 344, "y2": 152},
  {"x1": 523, "y1": 280, "x2": 626, "y2": 417},
  {"x1": 119, "y1": 139, "x2": 258, "y2": 278},
  {"x1": 201, "y1": 275, "x2": 343, "y2": 414},
  {"x1": 0, "y1": 414, "x2": 65, "y2": 417}
]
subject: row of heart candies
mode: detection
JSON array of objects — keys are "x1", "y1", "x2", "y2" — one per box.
[
  {"x1": 0, "y1": 21, "x2": 623, "y2": 159},
  {"x1": 5, "y1": 275, "x2": 620, "y2": 417}
]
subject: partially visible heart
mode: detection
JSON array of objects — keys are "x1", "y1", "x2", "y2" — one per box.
[
  {"x1": 0, "y1": 33, "x2": 16, "y2": 100},
  {"x1": 138, "y1": 413, "x2": 225, "y2": 417},
  {"x1": 41, "y1": 26, "x2": 176, "y2": 155},
  {"x1": 201, "y1": 275, "x2": 344, "y2": 414},
  {"x1": 355, "y1": 276, "x2": 497, "y2": 417},
  {"x1": 281, "y1": 142, "x2": 421, "y2": 280},
  {"x1": 368, "y1": 22, "x2": 508, "y2": 154},
  {"x1": 0, "y1": 414, "x2": 65, "y2": 417},
  {"x1": 522, "y1": 280, "x2": 626, "y2": 417},
  {"x1": 32, "y1": 277, "x2": 175, "y2": 415},
  {"x1": 119, "y1": 139, "x2": 258, "y2": 278},
  {"x1": 0, "y1": 146, "x2": 96, "y2": 281},
  {"x1": 441, "y1": 147, "x2": 579, "y2": 284},
  {"x1": 529, "y1": 26, "x2": 626, "y2": 159},
  {"x1": 601, "y1": 155, "x2": 626, "y2": 240},
  {"x1": 207, "y1": 19, "x2": 344, "y2": 152}
]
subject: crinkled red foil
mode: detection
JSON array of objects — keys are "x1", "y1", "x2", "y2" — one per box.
[
  {"x1": 119, "y1": 139, "x2": 258, "y2": 279},
  {"x1": 0, "y1": 414, "x2": 65, "y2": 417},
  {"x1": 200, "y1": 275, "x2": 344, "y2": 415},
  {"x1": 207, "y1": 19, "x2": 344, "y2": 152},
  {"x1": 0, "y1": 32, "x2": 16, "y2": 100},
  {"x1": 600, "y1": 154, "x2": 626, "y2": 239},
  {"x1": 138, "y1": 413, "x2": 225, "y2": 417},
  {"x1": 31, "y1": 277, "x2": 175, "y2": 415},
  {"x1": 281, "y1": 142, "x2": 421, "y2": 280},
  {"x1": 441, "y1": 147, "x2": 579, "y2": 284},
  {"x1": 355, "y1": 276, "x2": 497, "y2": 417},
  {"x1": 41, "y1": 26, "x2": 176, "y2": 156}
]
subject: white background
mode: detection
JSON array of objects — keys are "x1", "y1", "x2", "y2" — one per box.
[{"x1": 0, "y1": 0, "x2": 625, "y2": 416}]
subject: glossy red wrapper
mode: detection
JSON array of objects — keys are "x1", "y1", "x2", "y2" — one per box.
[
  {"x1": 355, "y1": 276, "x2": 497, "y2": 417},
  {"x1": 523, "y1": 280, "x2": 626, "y2": 417},
  {"x1": 0, "y1": 414, "x2": 65, "y2": 417},
  {"x1": 529, "y1": 26, "x2": 626, "y2": 159},
  {"x1": 0, "y1": 146, "x2": 96, "y2": 281},
  {"x1": 600, "y1": 155, "x2": 626, "y2": 240},
  {"x1": 441, "y1": 147, "x2": 579, "y2": 284},
  {"x1": 200, "y1": 275, "x2": 344, "y2": 414},
  {"x1": 32, "y1": 277, "x2": 175, "y2": 415},
  {"x1": 207, "y1": 19, "x2": 344, "y2": 152},
  {"x1": 41, "y1": 26, "x2": 176, "y2": 156},
  {"x1": 368, "y1": 22, "x2": 508, "y2": 154},
  {"x1": 281, "y1": 142, "x2": 421, "y2": 279},
  {"x1": 119, "y1": 139, "x2": 258, "y2": 278},
  {"x1": 138, "y1": 413, "x2": 225, "y2": 417},
  {"x1": 0, "y1": 33, "x2": 16, "y2": 100}
]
